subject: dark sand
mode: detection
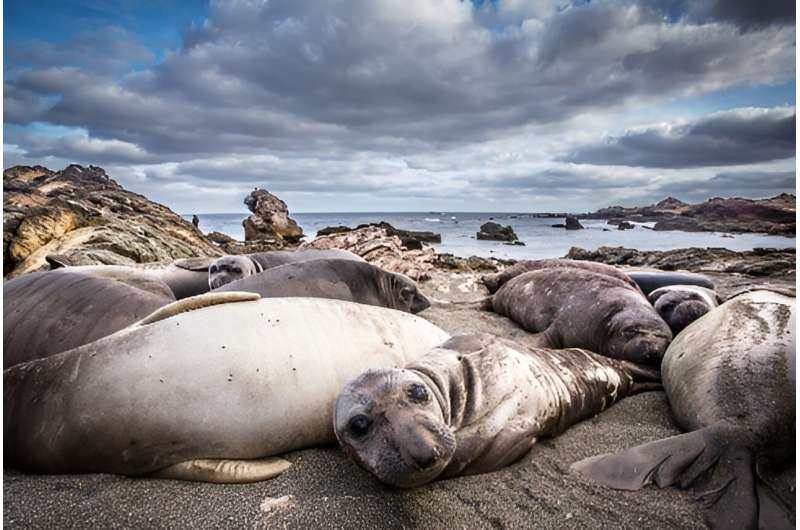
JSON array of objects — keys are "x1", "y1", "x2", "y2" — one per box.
[{"x1": 4, "y1": 270, "x2": 795, "y2": 529}]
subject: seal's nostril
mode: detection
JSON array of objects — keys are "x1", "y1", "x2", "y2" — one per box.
[{"x1": 412, "y1": 449, "x2": 438, "y2": 470}]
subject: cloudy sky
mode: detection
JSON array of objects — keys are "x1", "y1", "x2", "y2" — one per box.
[{"x1": 4, "y1": 0, "x2": 796, "y2": 213}]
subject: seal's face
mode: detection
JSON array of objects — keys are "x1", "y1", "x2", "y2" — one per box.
[
  {"x1": 208, "y1": 257, "x2": 255, "y2": 289},
  {"x1": 653, "y1": 291, "x2": 712, "y2": 335},
  {"x1": 334, "y1": 369, "x2": 456, "y2": 488},
  {"x1": 393, "y1": 275, "x2": 431, "y2": 314},
  {"x1": 606, "y1": 311, "x2": 672, "y2": 366}
]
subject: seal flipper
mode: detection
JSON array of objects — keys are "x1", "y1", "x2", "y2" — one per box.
[
  {"x1": 135, "y1": 291, "x2": 260, "y2": 326},
  {"x1": 570, "y1": 425, "x2": 786, "y2": 530},
  {"x1": 151, "y1": 457, "x2": 291, "y2": 484}
]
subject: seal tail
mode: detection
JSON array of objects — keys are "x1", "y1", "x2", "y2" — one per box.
[{"x1": 570, "y1": 424, "x2": 793, "y2": 530}]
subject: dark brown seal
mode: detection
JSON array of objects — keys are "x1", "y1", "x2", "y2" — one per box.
[
  {"x1": 647, "y1": 285, "x2": 719, "y2": 335},
  {"x1": 572, "y1": 290, "x2": 795, "y2": 530},
  {"x1": 3, "y1": 270, "x2": 174, "y2": 369},
  {"x1": 214, "y1": 259, "x2": 430, "y2": 313},
  {"x1": 482, "y1": 258, "x2": 641, "y2": 294},
  {"x1": 490, "y1": 268, "x2": 672, "y2": 365},
  {"x1": 334, "y1": 333, "x2": 659, "y2": 488}
]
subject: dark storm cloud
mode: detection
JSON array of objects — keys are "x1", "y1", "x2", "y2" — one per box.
[
  {"x1": 687, "y1": 0, "x2": 795, "y2": 30},
  {"x1": 650, "y1": 170, "x2": 796, "y2": 202},
  {"x1": 562, "y1": 107, "x2": 796, "y2": 168}
]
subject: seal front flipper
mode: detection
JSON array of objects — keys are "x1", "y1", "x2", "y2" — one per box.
[
  {"x1": 151, "y1": 457, "x2": 291, "y2": 484},
  {"x1": 570, "y1": 424, "x2": 787, "y2": 530},
  {"x1": 135, "y1": 291, "x2": 260, "y2": 326}
]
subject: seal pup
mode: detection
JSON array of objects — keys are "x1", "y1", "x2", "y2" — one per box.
[
  {"x1": 4, "y1": 294, "x2": 450, "y2": 482},
  {"x1": 334, "y1": 333, "x2": 659, "y2": 488},
  {"x1": 214, "y1": 259, "x2": 431, "y2": 314},
  {"x1": 51, "y1": 257, "x2": 213, "y2": 299},
  {"x1": 625, "y1": 270, "x2": 714, "y2": 296},
  {"x1": 482, "y1": 258, "x2": 641, "y2": 294},
  {"x1": 208, "y1": 249, "x2": 365, "y2": 289},
  {"x1": 647, "y1": 285, "x2": 719, "y2": 334},
  {"x1": 489, "y1": 268, "x2": 672, "y2": 365},
  {"x1": 572, "y1": 290, "x2": 795, "y2": 530},
  {"x1": 3, "y1": 270, "x2": 174, "y2": 369}
]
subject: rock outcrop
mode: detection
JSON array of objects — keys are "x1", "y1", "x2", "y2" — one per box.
[
  {"x1": 242, "y1": 188, "x2": 304, "y2": 243},
  {"x1": 317, "y1": 222, "x2": 441, "y2": 250},
  {"x1": 565, "y1": 216, "x2": 584, "y2": 230},
  {"x1": 566, "y1": 245, "x2": 795, "y2": 277},
  {"x1": 476, "y1": 222, "x2": 519, "y2": 242},
  {"x1": 3, "y1": 164, "x2": 221, "y2": 278}
]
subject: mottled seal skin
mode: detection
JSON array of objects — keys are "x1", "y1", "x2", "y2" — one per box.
[
  {"x1": 625, "y1": 270, "x2": 714, "y2": 296},
  {"x1": 208, "y1": 249, "x2": 365, "y2": 289},
  {"x1": 54, "y1": 257, "x2": 213, "y2": 299},
  {"x1": 572, "y1": 290, "x2": 795, "y2": 530},
  {"x1": 4, "y1": 296, "x2": 450, "y2": 480},
  {"x1": 482, "y1": 258, "x2": 641, "y2": 294},
  {"x1": 648, "y1": 285, "x2": 719, "y2": 334},
  {"x1": 3, "y1": 270, "x2": 174, "y2": 369},
  {"x1": 490, "y1": 268, "x2": 672, "y2": 365},
  {"x1": 214, "y1": 259, "x2": 431, "y2": 314},
  {"x1": 334, "y1": 333, "x2": 659, "y2": 488}
]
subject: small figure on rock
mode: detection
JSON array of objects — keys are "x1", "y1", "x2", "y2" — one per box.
[{"x1": 192, "y1": 215, "x2": 200, "y2": 229}]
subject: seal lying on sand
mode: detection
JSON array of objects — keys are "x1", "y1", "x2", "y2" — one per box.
[
  {"x1": 625, "y1": 270, "x2": 714, "y2": 296},
  {"x1": 489, "y1": 268, "x2": 672, "y2": 365},
  {"x1": 3, "y1": 270, "x2": 174, "y2": 369},
  {"x1": 51, "y1": 257, "x2": 213, "y2": 299},
  {"x1": 214, "y1": 259, "x2": 431, "y2": 314},
  {"x1": 482, "y1": 259, "x2": 641, "y2": 294},
  {"x1": 334, "y1": 333, "x2": 659, "y2": 488},
  {"x1": 209, "y1": 250, "x2": 365, "y2": 289},
  {"x1": 572, "y1": 290, "x2": 795, "y2": 530},
  {"x1": 648, "y1": 285, "x2": 719, "y2": 334},
  {"x1": 4, "y1": 294, "x2": 450, "y2": 483}
]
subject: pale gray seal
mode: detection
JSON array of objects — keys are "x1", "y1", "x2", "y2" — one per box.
[
  {"x1": 625, "y1": 270, "x2": 714, "y2": 296},
  {"x1": 214, "y1": 259, "x2": 431, "y2": 314},
  {"x1": 572, "y1": 290, "x2": 795, "y2": 529},
  {"x1": 4, "y1": 294, "x2": 450, "y2": 482},
  {"x1": 648, "y1": 284, "x2": 719, "y2": 334},
  {"x1": 208, "y1": 249, "x2": 366, "y2": 289},
  {"x1": 482, "y1": 258, "x2": 641, "y2": 294},
  {"x1": 334, "y1": 333, "x2": 659, "y2": 488},
  {"x1": 3, "y1": 270, "x2": 174, "y2": 369},
  {"x1": 489, "y1": 268, "x2": 672, "y2": 365}
]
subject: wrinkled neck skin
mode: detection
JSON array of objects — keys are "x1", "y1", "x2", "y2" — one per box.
[
  {"x1": 376, "y1": 270, "x2": 407, "y2": 312},
  {"x1": 407, "y1": 336, "x2": 639, "y2": 479}
]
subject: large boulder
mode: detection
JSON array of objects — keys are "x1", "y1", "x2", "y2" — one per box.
[
  {"x1": 3, "y1": 165, "x2": 221, "y2": 278},
  {"x1": 318, "y1": 222, "x2": 441, "y2": 250},
  {"x1": 476, "y1": 222, "x2": 518, "y2": 242},
  {"x1": 242, "y1": 189, "x2": 304, "y2": 243},
  {"x1": 565, "y1": 216, "x2": 584, "y2": 230}
]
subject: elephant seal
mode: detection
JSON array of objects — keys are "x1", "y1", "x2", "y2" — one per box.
[
  {"x1": 52, "y1": 257, "x2": 213, "y2": 299},
  {"x1": 4, "y1": 294, "x2": 450, "y2": 482},
  {"x1": 572, "y1": 290, "x2": 795, "y2": 530},
  {"x1": 209, "y1": 249, "x2": 366, "y2": 289},
  {"x1": 214, "y1": 259, "x2": 431, "y2": 314},
  {"x1": 648, "y1": 285, "x2": 719, "y2": 334},
  {"x1": 482, "y1": 258, "x2": 641, "y2": 294},
  {"x1": 625, "y1": 270, "x2": 714, "y2": 296},
  {"x1": 334, "y1": 333, "x2": 660, "y2": 488},
  {"x1": 489, "y1": 268, "x2": 672, "y2": 365},
  {"x1": 3, "y1": 270, "x2": 174, "y2": 369}
]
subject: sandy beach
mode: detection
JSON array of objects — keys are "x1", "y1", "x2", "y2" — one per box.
[{"x1": 4, "y1": 270, "x2": 795, "y2": 529}]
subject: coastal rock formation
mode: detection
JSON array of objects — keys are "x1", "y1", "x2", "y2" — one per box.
[
  {"x1": 242, "y1": 188, "x2": 304, "y2": 243},
  {"x1": 566, "y1": 245, "x2": 795, "y2": 277},
  {"x1": 317, "y1": 222, "x2": 441, "y2": 251},
  {"x1": 301, "y1": 225, "x2": 436, "y2": 280},
  {"x1": 617, "y1": 221, "x2": 635, "y2": 230},
  {"x1": 565, "y1": 216, "x2": 584, "y2": 230},
  {"x1": 583, "y1": 194, "x2": 795, "y2": 235},
  {"x1": 3, "y1": 165, "x2": 220, "y2": 278},
  {"x1": 477, "y1": 222, "x2": 519, "y2": 242}
]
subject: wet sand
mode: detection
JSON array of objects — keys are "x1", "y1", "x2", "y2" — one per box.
[{"x1": 4, "y1": 270, "x2": 795, "y2": 529}]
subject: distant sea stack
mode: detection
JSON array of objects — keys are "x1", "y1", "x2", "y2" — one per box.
[
  {"x1": 477, "y1": 222, "x2": 520, "y2": 242},
  {"x1": 242, "y1": 188, "x2": 304, "y2": 243}
]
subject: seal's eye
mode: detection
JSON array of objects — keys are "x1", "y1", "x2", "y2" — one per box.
[
  {"x1": 348, "y1": 415, "x2": 372, "y2": 438},
  {"x1": 210, "y1": 265, "x2": 218, "y2": 273},
  {"x1": 406, "y1": 383, "x2": 429, "y2": 403},
  {"x1": 233, "y1": 267, "x2": 242, "y2": 274}
]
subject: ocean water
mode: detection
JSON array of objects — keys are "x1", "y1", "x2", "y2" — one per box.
[{"x1": 187, "y1": 212, "x2": 796, "y2": 260}]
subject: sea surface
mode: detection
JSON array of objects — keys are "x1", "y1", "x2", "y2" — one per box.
[{"x1": 186, "y1": 212, "x2": 796, "y2": 260}]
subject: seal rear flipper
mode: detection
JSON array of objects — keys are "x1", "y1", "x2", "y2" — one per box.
[
  {"x1": 135, "y1": 291, "x2": 260, "y2": 326},
  {"x1": 150, "y1": 457, "x2": 291, "y2": 484},
  {"x1": 570, "y1": 426, "x2": 771, "y2": 530}
]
